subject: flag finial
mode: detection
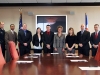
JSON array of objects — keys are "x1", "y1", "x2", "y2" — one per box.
[{"x1": 19, "y1": 8, "x2": 22, "y2": 12}]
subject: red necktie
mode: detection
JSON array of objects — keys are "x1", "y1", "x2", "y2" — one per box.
[
  {"x1": 95, "y1": 32, "x2": 98, "y2": 39},
  {"x1": 47, "y1": 31, "x2": 50, "y2": 35}
]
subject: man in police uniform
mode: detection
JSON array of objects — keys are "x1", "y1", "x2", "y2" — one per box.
[{"x1": 0, "y1": 22, "x2": 5, "y2": 58}]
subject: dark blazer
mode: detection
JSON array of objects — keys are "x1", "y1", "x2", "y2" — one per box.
[
  {"x1": 90, "y1": 31, "x2": 100, "y2": 46},
  {"x1": 0, "y1": 28, "x2": 5, "y2": 44},
  {"x1": 90, "y1": 31, "x2": 100, "y2": 56},
  {"x1": 65, "y1": 35, "x2": 76, "y2": 48},
  {"x1": 42, "y1": 31, "x2": 54, "y2": 46},
  {"x1": 32, "y1": 34, "x2": 42, "y2": 47},
  {"x1": 77, "y1": 30, "x2": 90, "y2": 49},
  {"x1": 18, "y1": 29, "x2": 32, "y2": 49},
  {"x1": 0, "y1": 28, "x2": 5, "y2": 57}
]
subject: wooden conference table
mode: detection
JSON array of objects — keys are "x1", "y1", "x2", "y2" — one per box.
[{"x1": 0, "y1": 53, "x2": 100, "y2": 75}]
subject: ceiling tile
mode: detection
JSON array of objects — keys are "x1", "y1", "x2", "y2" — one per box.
[
  {"x1": 0, "y1": 0, "x2": 98, "y2": 3},
  {"x1": 22, "y1": 0, "x2": 37, "y2": 3},
  {"x1": 7, "y1": 0, "x2": 22, "y2": 3},
  {"x1": 96, "y1": 0, "x2": 100, "y2": 2},
  {"x1": 0, "y1": 0, "x2": 8, "y2": 3},
  {"x1": 37, "y1": 0, "x2": 51, "y2": 3},
  {"x1": 81, "y1": 0, "x2": 95, "y2": 2},
  {"x1": 52, "y1": 0, "x2": 66, "y2": 3},
  {"x1": 67, "y1": 0, "x2": 81, "y2": 3}
]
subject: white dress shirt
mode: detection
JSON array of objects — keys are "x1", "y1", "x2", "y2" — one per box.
[{"x1": 11, "y1": 30, "x2": 14, "y2": 34}]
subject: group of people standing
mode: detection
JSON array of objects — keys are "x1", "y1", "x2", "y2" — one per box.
[
  {"x1": 33, "y1": 24, "x2": 100, "y2": 59},
  {"x1": 0, "y1": 21, "x2": 100, "y2": 62}
]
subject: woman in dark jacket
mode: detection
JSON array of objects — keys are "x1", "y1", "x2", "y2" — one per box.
[
  {"x1": 65, "y1": 27, "x2": 76, "y2": 54},
  {"x1": 32, "y1": 27, "x2": 42, "y2": 53}
]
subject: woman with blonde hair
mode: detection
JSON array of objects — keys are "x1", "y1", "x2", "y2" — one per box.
[
  {"x1": 65, "y1": 27, "x2": 76, "y2": 54},
  {"x1": 53, "y1": 25, "x2": 65, "y2": 54}
]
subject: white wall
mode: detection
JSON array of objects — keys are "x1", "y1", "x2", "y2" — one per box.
[{"x1": 0, "y1": 6, "x2": 100, "y2": 48}]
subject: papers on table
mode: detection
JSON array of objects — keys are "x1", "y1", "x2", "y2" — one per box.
[
  {"x1": 51, "y1": 53, "x2": 59, "y2": 54},
  {"x1": 79, "y1": 67, "x2": 100, "y2": 70},
  {"x1": 24, "y1": 56, "x2": 38, "y2": 58},
  {"x1": 66, "y1": 53, "x2": 79, "y2": 58},
  {"x1": 66, "y1": 56, "x2": 79, "y2": 58},
  {"x1": 29, "y1": 53, "x2": 41, "y2": 56},
  {"x1": 16, "y1": 60, "x2": 33, "y2": 63},
  {"x1": 70, "y1": 59, "x2": 88, "y2": 62},
  {"x1": 66, "y1": 53, "x2": 77, "y2": 56}
]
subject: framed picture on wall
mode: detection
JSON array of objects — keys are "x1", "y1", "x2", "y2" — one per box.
[{"x1": 36, "y1": 15, "x2": 67, "y2": 33}]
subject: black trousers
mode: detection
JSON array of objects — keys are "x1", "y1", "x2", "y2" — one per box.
[
  {"x1": 43, "y1": 46, "x2": 53, "y2": 53},
  {"x1": 34, "y1": 49, "x2": 42, "y2": 53},
  {"x1": 78, "y1": 47, "x2": 90, "y2": 56},
  {"x1": 92, "y1": 47, "x2": 97, "y2": 57},
  {"x1": 1, "y1": 43, "x2": 5, "y2": 58},
  {"x1": 19, "y1": 46, "x2": 30, "y2": 56}
]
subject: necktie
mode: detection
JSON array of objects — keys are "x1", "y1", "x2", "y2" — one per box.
[
  {"x1": 47, "y1": 31, "x2": 50, "y2": 35},
  {"x1": 24, "y1": 30, "x2": 26, "y2": 36},
  {"x1": 81, "y1": 31, "x2": 83, "y2": 34},
  {"x1": 48, "y1": 32, "x2": 50, "y2": 35},
  {"x1": 95, "y1": 32, "x2": 98, "y2": 39}
]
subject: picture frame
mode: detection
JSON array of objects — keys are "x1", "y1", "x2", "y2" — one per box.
[{"x1": 36, "y1": 15, "x2": 67, "y2": 33}]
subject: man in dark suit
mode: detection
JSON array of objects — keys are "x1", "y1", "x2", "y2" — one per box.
[
  {"x1": 77, "y1": 24, "x2": 90, "y2": 58},
  {"x1": 18, "y1": 23, "x2": 32, "y2": 56},
  {"x1": 90, "y1": 24, "x2": 100, "y2": 58},
  {"x1": 5, "y1": 24, "x2": 17, "y2": 62},
  {"x1": 43, "y1": 25, "x2": 54, "y2": 56},
  {"x1": 0, "y1": 22, "x2": 5, "y2": 58}
]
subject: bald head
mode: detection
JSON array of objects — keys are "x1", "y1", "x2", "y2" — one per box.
[
  {"x1": 81, "y1": 24, "x2": 85, "y2": 31},
  {"x1": 0, "y1": 22, "x2": 4, "y2": 29}
]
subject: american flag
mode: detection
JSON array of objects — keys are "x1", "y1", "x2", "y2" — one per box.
[
  {"x1": 19, "y1": 12, "x2": 22, "y2": 29},
  {"x1": 85, "y1": 13, "x2": 88, "y2": 30}
]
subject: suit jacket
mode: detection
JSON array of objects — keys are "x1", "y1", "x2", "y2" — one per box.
[
  {"x1": 90, "y1": 31, "x2": 100, "y2": 46},
  {"x1": 18, "y1": 29, "x2": 32, "y2": 49},
  {"x1": 53, "y1": 34, "x2": 65, "y2": 48},
  {"x1": 0, "y1": 28, "x2": 5, "y2": 44},
  {"x1": 5, "y1": 30, "x2": 17, "y2": 62},
  {"x1": 77, "y1": 30, "x2": 90, "y2": 49},
  {"x1": 32, "y1": 34, "x2": 42, "y2": 47},
  {"x1": 5, "y1": 30, "x2": 17, "y2": 45},
  {"x1": 42, "y1": 31, "x2": 54, "y2": 47}
]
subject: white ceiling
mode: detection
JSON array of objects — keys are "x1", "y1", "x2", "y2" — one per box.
[{"x1": 0, "y1": 0, "x2": 100, "y2": 3}]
